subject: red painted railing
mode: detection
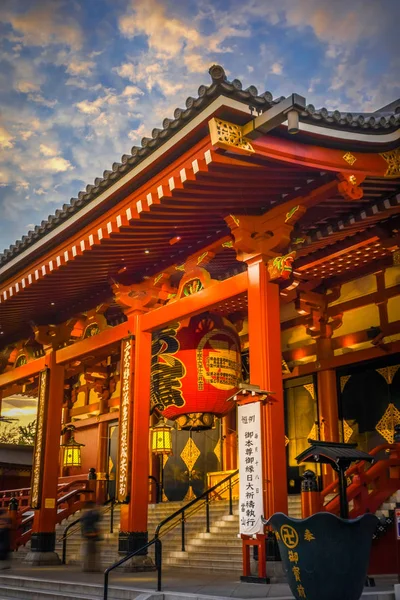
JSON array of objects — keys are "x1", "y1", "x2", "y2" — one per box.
[
  {"x1": 319, "y1": 443, "x2": 400, "y2": 518},
  {"x1": 0, "y1": 477, "x2": 93, "y2": 550}
]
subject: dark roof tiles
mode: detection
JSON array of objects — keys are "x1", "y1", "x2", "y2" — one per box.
[{"x1": 1, "y1": 64, "x2": 399, "y2": 267}]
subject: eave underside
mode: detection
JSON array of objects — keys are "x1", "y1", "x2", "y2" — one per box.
[{"x1": 0, "y1": 137, "x2": 399, "y2": 344}]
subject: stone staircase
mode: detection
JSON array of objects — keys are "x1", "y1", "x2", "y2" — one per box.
[{"x1": 49, "y1": 494, "x2": 302, "y2": 572}]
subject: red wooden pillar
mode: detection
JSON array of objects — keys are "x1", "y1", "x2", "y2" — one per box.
[
  {"x1": 247, "y1": 257, "x2": 288, "y2": 517},
  {"x1": 119, "y1": 323, "x2": 153, "y2": 563},
  {"x1": 25, "y1": 351, "x2": 64, "y2": 564}
]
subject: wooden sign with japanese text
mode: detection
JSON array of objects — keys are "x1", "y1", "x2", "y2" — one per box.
[
  {"x1": 30, "y1": 368, "x2": 49, "y2": 509},
  {"x1": 238, "y1": 401, "x2": 264, "y2": 535},
  {"x1": 116, "y1": 336, "x2": 133, "y2": 502}
]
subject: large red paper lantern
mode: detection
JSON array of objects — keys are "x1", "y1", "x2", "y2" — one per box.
[{"x1": 151, "y1": 312, "x2": 241, "y2": 430}]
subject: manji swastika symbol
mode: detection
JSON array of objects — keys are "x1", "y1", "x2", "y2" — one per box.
[{"x1": 280, "y1": 525, "x2": 299, "y2": 549}]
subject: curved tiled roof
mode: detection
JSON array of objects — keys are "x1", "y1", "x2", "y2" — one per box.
[{"x1": 1, "y1": 64, "x2": 400, "y2": 267}]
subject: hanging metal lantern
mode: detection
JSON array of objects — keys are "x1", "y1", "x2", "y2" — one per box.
[
  {"x1": 151, "y1": 417, "x2": 173, "y2": 455},
  {"x1": 61, "y1": 426, "x2": 85, "y2": 467},
  {"x1": 151, "y1": 312, "x2": 242, "y2": 430}
]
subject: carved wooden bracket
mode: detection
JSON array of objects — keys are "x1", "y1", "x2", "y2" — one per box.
[
  {"x1": 32, "y1": 318, "x2": 78, "y2": 351},
  {"x1": 170, "y1": 265, "x2": 218, "y2": 302},
  {"x1": 295, "y1": 290, "x2": 342, "y2": 339},
  {"x1": 337, "y1": 173, "x2": 365, "y2": 201},
  {"x1": 225, "y1": 201, "x2": 306, "y2": 263},
  {"x1": 113, "y1": 273, "x2": 175, "y2": 315}
]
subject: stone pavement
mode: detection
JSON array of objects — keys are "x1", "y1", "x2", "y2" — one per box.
[{"x1": 1, "y1": 564, "x2": 397, "y2": 599}]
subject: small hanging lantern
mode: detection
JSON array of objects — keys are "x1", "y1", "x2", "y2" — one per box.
[
  {"x1": 151, "y1": 417, "x2": 173, "y2": 456},
  {"x1": 61, "y1": 425, "x2": 85, "y2": 467}
]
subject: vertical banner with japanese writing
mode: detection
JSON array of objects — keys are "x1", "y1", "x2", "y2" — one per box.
[
  {"x1": 30, "y1": 368, "x2": 49, "y2": 509},
  {"x1": 116, "y1": 336, "x2": 133, "y2": 503},
  {"x1": 238, "y1": 401, "x2": 264, "y2": 535}
]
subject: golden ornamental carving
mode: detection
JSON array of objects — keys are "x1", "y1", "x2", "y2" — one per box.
[
  {"x1": 31, "y1": 369, "x2": 48, "y2": 509},
  {"x1": 343, "y1": 420, "x2": 354, "y2": 444},
  {"x1": 209, "y1": 118, "x2": 254, "y2": 155},
  {"x1": 180, "y1": 436, "x2": 200, "y2": 472},
  {"x1": 285, "y1": 435, "x2": 290, "y2": 447},
  {"x1": 116, "y1": 337, "x2": 133, "y2": 502},
  {"x1": 307, "y1": 423, "x2": 319, "y2": 441},
  {"x1": 376, "y1": 365, "x2": 400, "y2": 385},
  {"x1": 376, "y1": 403, "x2": 400, "y2": 443},
  {"x1": 340, "y1": 375, "x2": 351, "y2": 393},
  {"x1": 343, "y1": 152, "x2": 357, "y2": 166},
  {"x1": 303, "y1": 383, "x2": 315, "y2": 400},
  {"x1": 213, "y1": 440, "x2": 222, "y2": 464},
  {"x1": 380, "y1": 148, "x2": 400, "y2": 178}
]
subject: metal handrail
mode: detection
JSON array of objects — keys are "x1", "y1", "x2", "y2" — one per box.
[
  {"x1": 154, "y1": 473, "x2": 239, "y2": 542},
  {"x1": 103, "y1": 537, "x2": 162, "y2": 600},
  {"x1": 102, "y1": 469, "x2": 238, "y2": 598},
  {"x1": 155, "y1": 469, "x2": 238, "y2": 540},
  {"x1": 59, "y1": 497, "x2": 117, "y2": 564}
]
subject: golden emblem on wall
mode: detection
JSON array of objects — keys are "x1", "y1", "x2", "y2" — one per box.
[
  {"x1": 380, "y1": 148, "x2": 400, "y2": 178},
  {"x1": 180, "y1": 436, "x2": 200, "y2": 472},
  {"x1": 213, "y1": 440, "x2": 221, "y2": 464},
  {"x1": 343, "y1": 152, "x2": 357, "y2": 166},
  {"x1": 376, "y1": 365, "x2": 400, "y2": 386},
  {"x1": 343, "y1": 420, "x2": 354, "y2": 444},
  {"x1": 376, "y1": 403, "x2": 400, "y2": 444}
]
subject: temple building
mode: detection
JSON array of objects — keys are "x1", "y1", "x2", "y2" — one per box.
[{"x1": 0, "y1": 65, "x2": 399, "y2": 574}]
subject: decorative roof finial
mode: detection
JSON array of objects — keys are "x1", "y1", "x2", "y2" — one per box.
[{"x1": 209, "y1": 64, "x2": 227, "y2": 83}]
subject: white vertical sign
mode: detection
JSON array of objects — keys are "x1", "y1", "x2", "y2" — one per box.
[{"x1": 238, "y1": 401, "x2": 264, "y2": 535}]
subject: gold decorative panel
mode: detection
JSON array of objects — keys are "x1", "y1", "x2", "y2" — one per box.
[
  {"x1": 213, "y1": 441, "x2": 221, "y2": 464},
  {"x1": 180, "y1": 436, "x2": 200, "y2": 472},
  {"x1": 307, "y1": 423, "x2": 319, "y2": 441},
  {"x1": 380, "y1": 148, "x2": 400, "y2": 178},
  {"x1": 31, "y1": 369, "x2": 49, "y2": 509},
  {"x1": 376, "y1": 365, "x2": 400, "y2": 385},
  {"x1": 343, "y1": 152, "x2": 357, "y2": 166},
  {"x1": 376, "y1": 403, "x2": 400, "y2": 443},
  {"x1": 343, "y1": 420, "x2": 354, "y2": 444},
  {"x1": 340, "y1": 375, "x2": 351, "y2": 393},
  {"x1": 303, "y1": 383, "x2": 315, "y2": 400},
  {"x1": 285, "y1": 435, "x2": 290, "y2": 447},
  {"x1": 209, "y1": 118, "x2": 254, "y2": 155}
]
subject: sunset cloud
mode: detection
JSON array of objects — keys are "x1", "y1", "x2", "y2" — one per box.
[{"x1": 0, "y1": 0, "x2": 398, "y2": 253}]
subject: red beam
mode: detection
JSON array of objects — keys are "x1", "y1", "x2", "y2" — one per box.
[
  {"x1": 284, "y1": 339, "x2": 400, "y2": 379},
  {"x1": 56, "y1": 319, "x2": 136, "y2": 365},
  {"x1": 253, "y1": 136, "x2": 388, "y2": 176},
  {"x1": 0, "y1": 356, "x2": 46, "y2": 389},
  {"x1": 140, "y1": 271, "x2": 248, "y2": 331}
]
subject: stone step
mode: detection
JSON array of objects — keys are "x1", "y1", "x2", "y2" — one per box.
[
  {"x1": 0, "y1": 575, "x2": 146, "y2": 600},
  {"x1": 164, "y1": 556, "x2": 242, "y2": 570}
]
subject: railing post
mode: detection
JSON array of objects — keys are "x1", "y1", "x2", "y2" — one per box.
[
  {"x1": 229, "y1": 479, "x2": 233, "y2": 516},
  {"x1": 155, "y1": 538, "x2": 162, "y2": 592},
  {"x1": 110, "y1": 501, "x2": 114, "y2": 534},
  {"x1": 301, "y1": 470, "x2": 321, "y2": 518},
  {"x1": 62, "y1": 534, "x2": 67, "y2": 565},
  {"x1": 206, "y1": 492, "x2": 210, "y2": 533},
  {"x1": 104, "y1": 569, "x2": 109, "y2": 600},
  {"x1": 181, "y1": 511, "x2": 185, "y2": 552}
]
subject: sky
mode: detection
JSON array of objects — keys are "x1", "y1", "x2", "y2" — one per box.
[{"x1": 0, "y1": 0, "x2": 399, "y2": 254}]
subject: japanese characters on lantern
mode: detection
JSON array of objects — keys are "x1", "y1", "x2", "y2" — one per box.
[
  {"x1": 151, "y1": 313, "x2": 241, "y2": 429},
  {"x1": 238, "y1": 401, "x2": 264, "y2": 535},
  {"x1": 117, "y1": 337, "x2": 133, "y2": 502},
  {"x1": 31, "y1": 368, "x2": 49, "y2": 509}
]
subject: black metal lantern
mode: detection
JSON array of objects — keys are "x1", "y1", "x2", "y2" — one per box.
[
  {"x1": 151, "y1": 417, "x2": 173, "y2": 456},
  {"x1": 61, "y1": 425, "x2": 85, "y2": 467}
]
